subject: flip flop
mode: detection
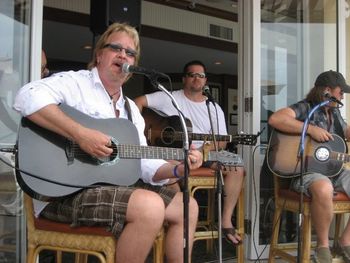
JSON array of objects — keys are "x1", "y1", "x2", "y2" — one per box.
[{"x1": 222, "y1": 227, "x2": 242, "y2": 246}]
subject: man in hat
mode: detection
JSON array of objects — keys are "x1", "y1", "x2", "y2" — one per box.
[{"x1": 269, "y1": 70, "x2": 350, "y2": 263}]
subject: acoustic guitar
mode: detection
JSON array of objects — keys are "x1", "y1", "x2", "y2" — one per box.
[
  {"x1": 266, "y1": 129, "x2": 348, "y2": 178},
  {"x1": 142, "y1": 107, "x2": 257, "y2": 148},
  {"x1": 16, "y1": 104, "x2": 238, "y2": 201}
]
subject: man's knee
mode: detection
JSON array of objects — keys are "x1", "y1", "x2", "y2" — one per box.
[
  {"x1": 128, "y1": 189, "x2": 165, "y2": 222},
  {"x1": 309, "y1": 179, "x2": 334, "y2": 203}
]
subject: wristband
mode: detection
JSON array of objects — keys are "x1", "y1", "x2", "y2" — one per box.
[{"x1": 173, "y1": 164, "x2": 181, "y2": 178}]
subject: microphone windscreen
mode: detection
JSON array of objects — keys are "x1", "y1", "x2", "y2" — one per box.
[
  {"x1": 202, "y1": 85, "x2": 210, "y2": 93},
  {"x1": 122, "y1": 63, "x2": 130, "y2": 73}
]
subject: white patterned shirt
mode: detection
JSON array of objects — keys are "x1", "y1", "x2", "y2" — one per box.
[{"x1": 14, "y1": 67, "x2": 168, "y2": 216}]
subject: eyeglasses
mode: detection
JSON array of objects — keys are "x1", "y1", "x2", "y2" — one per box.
[
  {"x1": 185, "y1": 72, "x2": 206, "y2": 79},
  {"x1": 103, "y1": 43, "x2": 137, "y2": 58}
]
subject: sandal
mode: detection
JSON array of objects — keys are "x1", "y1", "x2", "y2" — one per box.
[{"x1": 222, "y1": 227, "x2": 242, "y2": 246}]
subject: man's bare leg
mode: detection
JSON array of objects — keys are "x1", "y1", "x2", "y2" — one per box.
[
  {"x1": 221, "y1": 166, "x2": 244, "y2": 245},
  {"x1": 309, "y1": 180, "x2": 334, "y2": 248},
  {"x1": 164, "y1": 192, "x2": 199, "y2": 263},
  {"x1": 116, "y1": 189, "x2": 165, "y2": 263}
]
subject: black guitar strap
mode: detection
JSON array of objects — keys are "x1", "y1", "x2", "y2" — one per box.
[{"x1": 123, "y1": 95, "x2": 133, "y2": 122}]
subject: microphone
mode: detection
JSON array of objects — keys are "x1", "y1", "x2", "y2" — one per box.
[
  {"x1": 122, "y1": 63, "x2": 168, "y2": 78},
  {"x1": 324, "y1": 92, "x2": 343, "y2": 106},
  {"x1": 202, "y1": 85, "x2": 215, "y2": 103}
]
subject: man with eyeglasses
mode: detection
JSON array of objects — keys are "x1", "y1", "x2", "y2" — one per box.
[
  {"x1": 134, "y1": 60, "x2": 244, "y2": 247},
  {"x1": 14, "y1": 23, "x2": 203, "y2": 263},
  {"x1": 268, "y1": 70, "x2": 350, "y2": 263}
]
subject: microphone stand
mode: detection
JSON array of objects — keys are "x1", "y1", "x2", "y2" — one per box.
[
  {"x1": 296, "y1": 98, "x2": 332, "y2": 263},
  {"x1": 205, "y1": 99, "x2": 224, "y2": 263},
  {"x1": 149, "y1": 78, "x2": 190, "y2": 263}
]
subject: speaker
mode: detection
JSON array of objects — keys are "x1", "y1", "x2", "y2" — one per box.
[{"x1": 90, "y1": 0, "x2": 141, "y2": 35}]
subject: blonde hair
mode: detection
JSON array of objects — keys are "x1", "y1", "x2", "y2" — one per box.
[{"x1": 87, "y1": 23, "x2": 140, "y2": 69}]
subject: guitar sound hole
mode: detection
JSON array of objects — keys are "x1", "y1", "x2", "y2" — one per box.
[
  {"x1": 315, "y1": 147, "x2": 330, "y2": 162},
  {"x1": 161, "y1": 127, "x2": 176, "y2": 145},
  {"x1": 97, "y1": 138, "x2": 119, "y2": 166}
]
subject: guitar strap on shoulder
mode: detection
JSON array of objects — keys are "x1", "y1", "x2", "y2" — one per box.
[{"x1": 123, "y1": 95, "x2": 133, "y2": 123}]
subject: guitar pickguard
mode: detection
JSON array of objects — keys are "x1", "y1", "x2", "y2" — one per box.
[{"x1": 314, "y1": 146, "x2": 330, "y2": 162}]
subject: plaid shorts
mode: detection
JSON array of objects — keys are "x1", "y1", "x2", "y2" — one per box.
[{"x1": 41, "y1": 181, "x2": 176, "y2": 238}]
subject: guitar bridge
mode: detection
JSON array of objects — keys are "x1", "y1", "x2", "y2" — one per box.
[{"x1": 65, "y1": 139, "x2": 75, "y2": 165}]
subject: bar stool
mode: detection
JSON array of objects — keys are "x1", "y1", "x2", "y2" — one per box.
[
  {"x1": 268, "y1": 175, "x2": 350, "y2": 263},
  {"x1": 24, "y1": 194, "x2": 165, "y2": 263},
  {"x1": 189, "y1": 167, "x2": 244, "y2": 263}
]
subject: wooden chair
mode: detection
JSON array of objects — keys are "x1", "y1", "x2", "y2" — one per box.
[
  {"x1": 0, "y1": 171, "x2": 18, "y2": 257},
  {"x1": 268, "y1": 175, "x2": 350, "y2": 263},
  {"x1": 188, "y1": 167, "x2": 244, "y2": 263},
  {"x1": 24, "y1": 194, "x2": 164, "y2": 263}
]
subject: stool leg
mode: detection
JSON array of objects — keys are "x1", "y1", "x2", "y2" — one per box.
[
  {"x1": 301, "y1": 214, "x2": 311, "y2": 262},
  {"x1": 56, "y1": 251, "x2": 62, "y2": 263},
  {"x1": 153, "y1": 229, "x2": 164, "y2": 263},
  {"x1": 206, "y1": 189, "x2": 215, "y2": 254},
  {"x1": 75, "y1": 253, "x2": 88, "y2": 263},
  {"x1": 333, "y1": 214, "x2": 342, "y2": 256},
  {"x1": 268, "y1": 203, "x2": 283, "y2": 263},
  {"x1": 26, "y1": 245, "x2": 35, "y2": 263}
]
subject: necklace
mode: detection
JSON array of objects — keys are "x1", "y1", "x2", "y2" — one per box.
[{"x1": 108, "y1": 90, "x2": 120, "y2": 100}]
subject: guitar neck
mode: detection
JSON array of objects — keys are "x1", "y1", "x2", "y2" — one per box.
[
  {"x1": 117, "y1": 144, "x2": 185, "y2": 160},
  {"x1": 331, "y1": 151, "x2": 350, "y2": 164},
  {"x1": 189, "y1": 133, "x2": 232, "y2": 142}
]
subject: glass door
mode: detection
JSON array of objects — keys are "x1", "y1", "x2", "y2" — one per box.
[
  {"x1": 0, "y1": 0, "x2": 41, "y2": 261},
  {"x1": 245, "y1": 0, "x2": 342, "y2": 259},
  {"x1": 259, "y1": 0, "x2": 338, "y2": 258}
]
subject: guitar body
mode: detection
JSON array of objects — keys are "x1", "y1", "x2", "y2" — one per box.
[
  {"x1": 142, "y1": 107, "x2": 192, "y2": 148},
  {"x1": 142, "y1": 107, "x2": 257, "y2": 147},
  {"x1": 16, "y1": 104, "x2": 141, "y2": 200},
  {"x1": 267, "y1": 129, "x2": 346, "y2": 178},
  {"x1": 16, "y1": 104, "x2": 245, "y2": 200}
]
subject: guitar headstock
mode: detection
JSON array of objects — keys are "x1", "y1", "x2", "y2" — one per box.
[
  {"x1": 206, "y1": 150, "x2": 243, "y2": 167},
  {"x1": 231, "y1": 134, "x2": 258, "y2": 146}
]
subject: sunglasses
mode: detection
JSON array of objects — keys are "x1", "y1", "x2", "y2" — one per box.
[
  {"x1": 103, "y1": 43, "x2": 137, "y2": 58},
  {"x1": 185, "y1": 72, "x2": 206, "y2": 79}
]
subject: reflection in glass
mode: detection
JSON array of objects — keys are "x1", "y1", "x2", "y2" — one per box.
[
  {"x1": 0, "y1": 1, "x2": 32, "y2": 262},
  {"x1": 0, "y1": 1, "x2": 30, "y2": 144},
  {"x1": 259, "y1": 0, "x2": 337, "y2": 246}
]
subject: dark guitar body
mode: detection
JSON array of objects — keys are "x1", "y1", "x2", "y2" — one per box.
[
  {"x1": 142, "y1": 107, "x2": 192, "y2": 148},
  {"x1": 142, "y1": 107, "x2": 257, "y2": 147},
  {"x1": 267, "y1": 129, "x2": 346, "y2": 178}
]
